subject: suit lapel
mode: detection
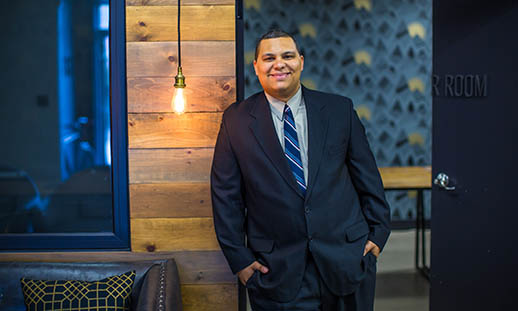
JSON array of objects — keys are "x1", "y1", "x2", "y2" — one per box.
[
  {"x1": 303, "y1": 86, "x2": 329, "y2": 201},
  {"x1": 249, "y1": 92, "x2": 304, "y2": 198}
]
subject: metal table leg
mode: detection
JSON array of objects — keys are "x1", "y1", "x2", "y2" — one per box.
[{"x1": 416, "y1": 189, "x2": 430, "y2": 280}]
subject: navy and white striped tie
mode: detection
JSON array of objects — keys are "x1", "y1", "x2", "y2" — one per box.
[{"x1": 283, "y1": 104, "x2": 306, "y2": 196}]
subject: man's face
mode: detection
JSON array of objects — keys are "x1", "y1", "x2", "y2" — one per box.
[{"x1": 253, "y1": 37, "x2": 304, "y2": 101}]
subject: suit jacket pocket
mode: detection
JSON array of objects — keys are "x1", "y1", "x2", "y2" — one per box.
[
  {"x1": 245, "y1": 269, "x2": 259, "y2": 288},
  {"x1": 345, "y1": 220, "x2": 370, "y2": 242},
  {"x1": 248, "y1": 237, "x2": 274, "y2": 253}
]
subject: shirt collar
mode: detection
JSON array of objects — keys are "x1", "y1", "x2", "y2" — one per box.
[{"x1": 265, "y1": 85, "x2": 303, "y2": 121}]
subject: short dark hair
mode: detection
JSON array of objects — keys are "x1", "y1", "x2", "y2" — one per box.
[{"x1": 254, "y1": 29, "x2": 302, "y2": 60}]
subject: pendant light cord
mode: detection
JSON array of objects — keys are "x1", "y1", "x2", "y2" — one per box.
[{"x1": 178, "y1": 0, "x2": 181, "y2": 67}]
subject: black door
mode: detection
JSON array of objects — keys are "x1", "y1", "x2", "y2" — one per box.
[{"x1": 431, "y1": 1, "x2": 518, "y2": 310}]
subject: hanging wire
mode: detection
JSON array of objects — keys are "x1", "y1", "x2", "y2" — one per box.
[{"x1": 177, "y1": 0, "x2": 181, "y2": 67}]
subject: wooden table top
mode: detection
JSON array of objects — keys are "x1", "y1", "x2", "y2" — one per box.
[{"x1": 379, "y1": 166, "x2": 432, "y2": 190}]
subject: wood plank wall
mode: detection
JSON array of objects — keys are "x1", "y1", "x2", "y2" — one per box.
[{"x1": 126, "y1": 0, "x2": 237, "y2": 310}]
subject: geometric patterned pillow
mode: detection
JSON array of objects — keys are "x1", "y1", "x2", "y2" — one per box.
[{"x1": 20, "y1": 270, "x2": 136, "y2": 311}]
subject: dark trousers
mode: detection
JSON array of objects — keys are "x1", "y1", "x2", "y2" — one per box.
[{"x1": 247, "y1": 251, "x2": 377, "y2": 311}]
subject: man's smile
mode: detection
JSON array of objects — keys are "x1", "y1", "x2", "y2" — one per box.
[{"x1": 268, "y1": 72, "x2": 291, "y2": 80}]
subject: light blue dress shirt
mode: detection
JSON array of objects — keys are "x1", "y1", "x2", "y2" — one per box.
[{"x1": 264, "y1": 85, "x2": 308, "y2": 185}]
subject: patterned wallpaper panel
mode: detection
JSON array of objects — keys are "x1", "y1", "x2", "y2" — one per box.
[{"x1": 243, "y1": 0, "x2": 432, "y2": 222}]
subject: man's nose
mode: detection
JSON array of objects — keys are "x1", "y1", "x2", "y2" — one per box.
[{"x1": 273, "y1": 59, "x2": 286, "y2": 69}]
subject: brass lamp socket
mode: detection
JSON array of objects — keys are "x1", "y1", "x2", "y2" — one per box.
[{"x1": 174, "y1": 66, "x2": 186, "y2": 88}]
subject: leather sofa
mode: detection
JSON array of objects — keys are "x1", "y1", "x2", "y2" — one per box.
[{"x1": 0, "y1": 258, "x2": 183, "y2": 311}]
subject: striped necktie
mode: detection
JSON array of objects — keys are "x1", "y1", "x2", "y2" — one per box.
[{"x1": 283, "y1": 104, "x2": 306, "y2": 196}]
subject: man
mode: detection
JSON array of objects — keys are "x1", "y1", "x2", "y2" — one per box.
[{"x1": 211, "y1": 30, "x2": 391, "y2": 311}]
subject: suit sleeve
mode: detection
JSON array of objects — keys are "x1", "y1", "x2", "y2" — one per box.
[
  {"x1": 210, "y1": 112, "x2": 256, "y2": 274},
  {"x1": 346, "y1": 100, "x2": 391, "y2": 252}
]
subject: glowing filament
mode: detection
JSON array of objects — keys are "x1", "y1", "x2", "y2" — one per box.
[{"x1": 172, "y1": 87, "x2": 186, "y2": 114}]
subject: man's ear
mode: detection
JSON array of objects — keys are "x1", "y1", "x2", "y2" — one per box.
[
  {"x1": 253, "y1": 60, "x2": 258, "y2": 76},
  {"x1": 300, "y1": 55, "x2": 304, "y2": 72}
]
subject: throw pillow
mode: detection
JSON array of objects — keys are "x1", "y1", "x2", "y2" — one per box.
[{"x1": 20, "y1": 270, "x2": 136, "y2": 311}]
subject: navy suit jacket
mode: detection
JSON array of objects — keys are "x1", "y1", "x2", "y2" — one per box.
[{"x1": 210, "y1": 86, "x2": 391, "y2": 302}]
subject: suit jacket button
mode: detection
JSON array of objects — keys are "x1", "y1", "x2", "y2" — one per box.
[{"x1": 305, "y1": 207, "x2": 310, "y2": 213}]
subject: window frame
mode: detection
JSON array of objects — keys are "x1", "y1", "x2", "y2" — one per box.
[{"x1": 0, "y1": 0, "x2": 130, "y2": 251}]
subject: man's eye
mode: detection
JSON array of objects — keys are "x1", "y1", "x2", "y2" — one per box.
[
  {"x1": 284, "y1": 55, "x2": 294, "y2": 59},
  {"x1": 264, "y1": 57, "x2": 274, "y2": 61}
]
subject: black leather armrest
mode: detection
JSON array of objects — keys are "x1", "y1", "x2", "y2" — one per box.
[{"x1": 135, "y1": 259, "x2": 183, "y2": 311}]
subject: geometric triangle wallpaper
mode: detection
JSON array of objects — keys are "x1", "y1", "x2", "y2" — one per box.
[{"x1": 244, "y1": 0, "x2": 432, "y2": 221}]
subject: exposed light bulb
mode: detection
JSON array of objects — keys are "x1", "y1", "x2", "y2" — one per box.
[{"x1": 172, "y1": 87, "x2": 186, "y2": 114}]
